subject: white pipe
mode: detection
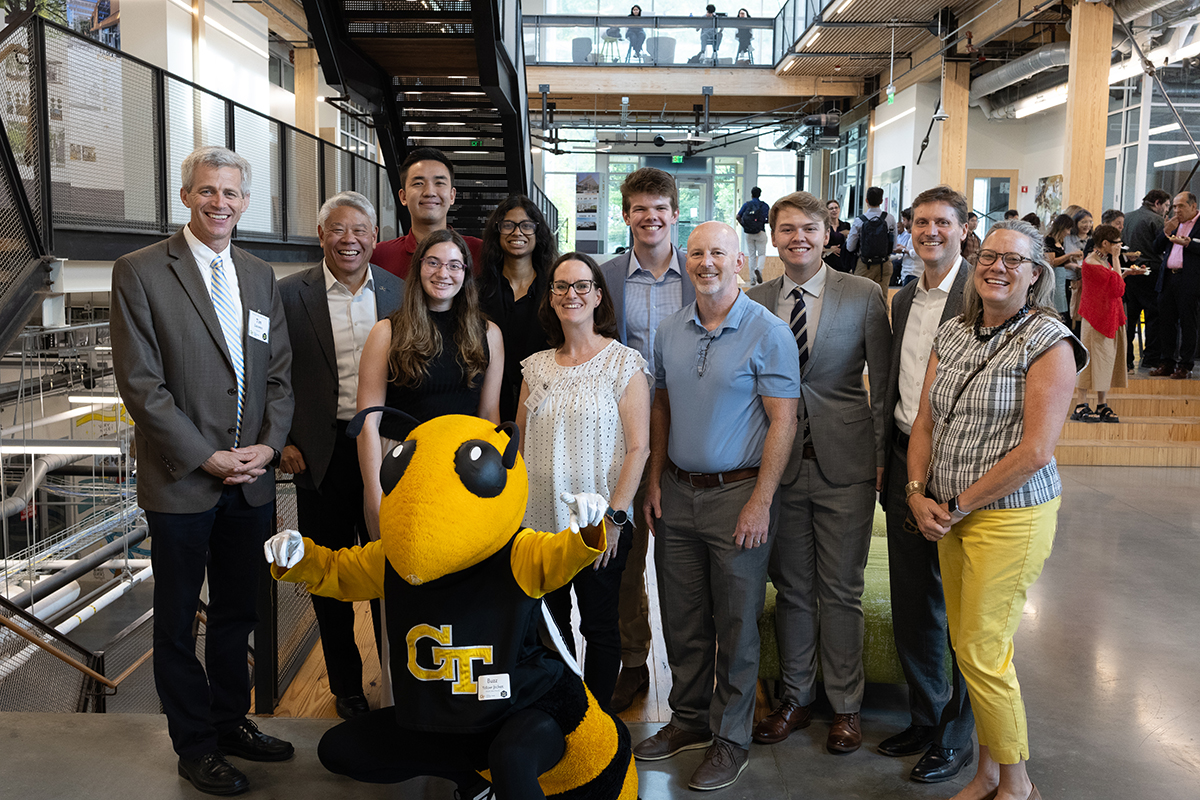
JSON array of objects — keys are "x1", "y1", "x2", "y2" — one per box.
[
  {"x1": 1, "y1": 576, "x2": 82, "y2": 620},
  {"x1": 55, "y1": 566, "x2": 153, "y2": 635},
  {"x1": 0, "y1": 559, "x2": 152, "y2": 571}
]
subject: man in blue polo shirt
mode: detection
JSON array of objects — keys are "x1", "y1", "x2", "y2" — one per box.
[{"x1": 632, "y1": 221, "x2": 799, "y2": 790}]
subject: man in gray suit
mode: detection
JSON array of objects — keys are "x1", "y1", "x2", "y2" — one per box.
[
  {"x1": 599, "y1": 167, "x2": 695, "y2": 712},
  {"x1": 277, "y1": 191, "x2": 403, "y2": 721},
  {"x1": 747, "y1": 191, "x2": 891, "y2": 755},
  {"x1": 876, "y1": 185, "x2": 975, "y2": 782},
  {"x1": 111, "y1": 147, "x2": 294, "y2": 795}
]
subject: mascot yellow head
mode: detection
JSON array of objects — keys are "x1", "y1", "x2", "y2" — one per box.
[{"x1": 356, "y1": 411, "x2": 528, "y2": 586}]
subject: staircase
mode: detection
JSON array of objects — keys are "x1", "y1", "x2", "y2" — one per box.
[
  {"x1": 303, "y1": 0, "x2": 540, "y2": 235},
  {"x1": 1055, "y1": 377, "x2": 1200, "y2": 467}
]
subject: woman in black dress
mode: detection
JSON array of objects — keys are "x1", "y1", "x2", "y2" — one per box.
[
  {"x1": 479, "y1": 195, "x2": 558, "y2": 422},
  {"x1": 357, "y1": 228, "x2": 504, "y2": 539}
]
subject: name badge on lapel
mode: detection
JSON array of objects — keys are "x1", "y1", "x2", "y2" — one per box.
[{"x1": 248, "y1": 310, "x2": 270, "y2": 343}]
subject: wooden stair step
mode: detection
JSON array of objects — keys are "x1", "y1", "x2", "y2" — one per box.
[
  {"x1": 1060, "y1": 416, "x2": 1200, "y2": 442},
  {"x1": 1101, "y1": 394, "x2": 1200, "y2": 416},
  {"x1": 1054, "y1": 438, "x2": 1200, "y2": 467},
  {"x1": 1110, "y1": 377, "x2": 1199, "y2": 395}
]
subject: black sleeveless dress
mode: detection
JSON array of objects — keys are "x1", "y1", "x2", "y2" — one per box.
[{"x1": 379, "y1": 309, "x2": 489, "y2": 441}]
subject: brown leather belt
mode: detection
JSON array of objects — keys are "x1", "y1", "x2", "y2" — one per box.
[
  {"x1": 801, "y1": 442, "x2": 818, "y2": 460},
  {"x1": 672, "y1": 464, "x2": 759, "y2": 488}
]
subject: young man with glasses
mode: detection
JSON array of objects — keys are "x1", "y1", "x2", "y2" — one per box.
[
  {"x1": 633, "y1": 221, "x2": 798, "y2": 790},
  {"x1": 277, "y1": 191, "x2": 403, "y2": 723},
  {"x1": 373, "y1": 147, "x2": 483, "y2": 279},
  {"x1": 599, "y1": 168, "x2": 696, "y2": 714},
  {"x1": 876, "y1": 185, "x2": 976, "y2": 784}
]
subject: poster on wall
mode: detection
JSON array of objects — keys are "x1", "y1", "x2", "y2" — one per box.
[
  {"x1": 874, "y1": 166, "x2": 905, "y2": 217},
  {"x1": 1035, "y1": 174, "x2": 1063, "y2": 227},
  {"x1": 575, "y1": 172, "x2": 602, "y2": 254}
]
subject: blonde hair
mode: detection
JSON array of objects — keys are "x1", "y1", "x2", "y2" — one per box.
[{"x1": 960, "y1": 220, "x2": 1058, "y2": 326}]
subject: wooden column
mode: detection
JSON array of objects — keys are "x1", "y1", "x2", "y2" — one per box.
[
  {"x1": 294, "y1": 47, "x2": 319, "y2": 136},
  {"x1": 939, "y1": 60, "x2": 971, "y2": 193},
  {"x1": 865, "y1": 106, "x2": 876, "y2": 185},
  {"x1": 1063, "y1": 0, "x2": 1114, "y2": 213}
]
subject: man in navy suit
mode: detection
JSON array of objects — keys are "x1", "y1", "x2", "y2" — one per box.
[
  {"x1": 599, "y1": 167, "x2": 695, "y2": 712},
  {"x1": 1149, "y1": 191, "x2": 1200, "y2": 379},
  {"x1": 278, "y1": 191, "x2": 403, "y2": 719}
]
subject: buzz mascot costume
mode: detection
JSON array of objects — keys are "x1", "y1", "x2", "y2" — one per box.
[{"x1": 265, "y1": 411, "x2": 638, "y2": 799}]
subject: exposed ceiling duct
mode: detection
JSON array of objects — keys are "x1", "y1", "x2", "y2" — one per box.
[{"x1": 969, "y1": 42, "x2": 1070, "y2": 105}]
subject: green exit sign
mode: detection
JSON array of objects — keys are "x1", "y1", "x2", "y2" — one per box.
[
  {"x1": 672, "y1": 154, "x2": 683, "y2": 163},
  {"x1": 470, "y1": 139, "x2": 482, "y2": 147}
]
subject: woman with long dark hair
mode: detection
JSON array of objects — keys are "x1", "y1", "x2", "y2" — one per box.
[
  {"x1": 479, "y1": 195, "x2": 558, "y2": 422},
  {"x1": 1044, "y1": 213, "x2": 1082, "y2": 328},
  {"x1": 358, "y1": 228, "x2": 504, "y2": 538}
]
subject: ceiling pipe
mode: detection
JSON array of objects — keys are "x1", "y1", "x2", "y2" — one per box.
[{"x1": 969, "y1": 42, "x2": 1070, "y2": 105}]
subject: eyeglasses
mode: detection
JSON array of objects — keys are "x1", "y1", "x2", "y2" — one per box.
[
  {"x1": 421, "y1": 257, "x2": 465, "y2": 273},
  {"x1": 498, "y1": 220, "x2": 538, "y2": 234},
  {"x1": 549, "y1": 279, "x2": 595, "y2": 296},
  {"x1": 977, "y1": 250, "x2": 1037, "y2": 268},
  {"x1": 696, "y1": 334, "x2": 716, "y2": 377}
]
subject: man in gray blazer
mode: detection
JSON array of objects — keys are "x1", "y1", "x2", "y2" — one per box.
[
  {"x1": 599, "y1": 167, "x2": 695, "y2": 713},
  {"x1": 876, "y1": 185, "x2": 975, "y2": 782},
  {"x1": 747, "y1": 191, "x2": 891, "y2": 755},
  {"x1": 277, "y1": 191, "x2": 403, "y2": 721},
  {"x1": 110, "y1": 147, "x2": 294, "y2": 795}
]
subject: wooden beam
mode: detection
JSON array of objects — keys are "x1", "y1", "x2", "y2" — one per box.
[
  {"x1": 1063, "y1": 0, "x2": 1113, "y2": 213},
  {"x1": 244, "y1": 0, "x2": 308, "y2": 43},
  {"x1": 294, "y1": 46, "x2": 318, "y2": 135},
  {"x1": 939, "y1": 60, "x2": 971, "y2": 193},
  {"x1": 526, "y1": 66, "x2": 862, "y2": 99},
  {"x1": 534, "y1": 93, "x2": 838, "y2": 115},
  {"x1": 955, "y1": 0, "x2": 1023, "y2": 53}
]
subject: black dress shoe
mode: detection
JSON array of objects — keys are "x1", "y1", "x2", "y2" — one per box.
[
  {"x1": 177, "y1": 752, "x2": 249, "y2": 796},
  {"x1": 911, "y1": 743, "x2": 975, "y2": 783},
  {"x1": 216, "y1": 719, "x2": 295, "y2": 762},
  {"x1": 877, "y1": 725, "x2": 934, "y2": 757},
  {"x1": 335, "y1": 694, "x2": 370, "y2": 720}
]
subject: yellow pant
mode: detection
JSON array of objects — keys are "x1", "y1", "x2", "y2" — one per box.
[{"x1": 938, "y1": 497, "x2": 1059, "y2": 764}]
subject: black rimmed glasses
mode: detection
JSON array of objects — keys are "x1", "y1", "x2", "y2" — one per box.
[
  {"x1": 549, "y1": 279, "x2": 595, "y2": 296},
  {"x1": 421, "y1": 257, "x2": 466, "y2": 273},
  {"x1": 977, "y1": 250, "x2": 1037, "y2": 268},
  {"x1": 499, "y1": 220, "x2": 538, "y2": 234}
]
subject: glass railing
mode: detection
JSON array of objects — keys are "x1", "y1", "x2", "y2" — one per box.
[
  {"x1": 523, "y1": 15, "x2": 775, "y2": 68},
  {"x1": 773, "y1": 0, "x2": 828, "y2": 65}
]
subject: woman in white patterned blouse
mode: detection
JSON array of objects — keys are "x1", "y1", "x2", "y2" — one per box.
[
  {"x1": 516, "y1": 252, "x2": 651, "y2": 711},
  {"x1": 906, "y1": 221, "x2": 1087, "y2": 800}
]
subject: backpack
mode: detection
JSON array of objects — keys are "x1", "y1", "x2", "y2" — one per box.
[
  {"x1": 857, "y1": 213, "x2": 892, "y2": 264},
  {"x1": 742, "y1": 200, "x2": 768, "y2": 233}
]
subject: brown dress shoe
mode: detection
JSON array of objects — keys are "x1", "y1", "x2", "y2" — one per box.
[
  {"x1": 1149, "y1": 364, "x2": 1174, "y2": 377},
  {"x1": 752, "y1": 701, "x2": 812, "y2": 744},
  {"x1": 827, "y1": 712, "x2": 862, "y2": 754},
  {"x1": 688, "y1": 739, "x2": 749, "y2": 791},
  {"x1": 610, "y1": 664, "x2": 650, "y2": 713},
  {"x1": 1171, "y1": 368, "x2": 1191, "y2": 380}
]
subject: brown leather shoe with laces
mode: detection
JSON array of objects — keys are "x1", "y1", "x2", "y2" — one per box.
[
  {"x1": 752, "y1": 701, "x2": 812, "y2": 744},
  {"x1": 688, "y1": 739, "x2": 749, "y2": 791},
  {"x1": 632, "y1": 722, "x2": 713, "y2": 761},
  {"x1": 827, "y1": 712, "x2": 862, "y2": 754},
  {"x1": 609, "y1": 663, "x2": 650, "y2": 713}
]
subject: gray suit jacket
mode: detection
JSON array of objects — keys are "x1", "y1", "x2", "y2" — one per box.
[
  {"x1": 878, "y1": 264, "x2": 971, "y2": 509},
  {"x1": 111, "y1": 229, "x2": 294, "y2": 513},
  {"x1": 278, "y1": 263, "x2": 403, "y2": 490},
  {"x1": 746, "y1": 269, "x2": 891, "y2": 487},
  {"x1": 599, "y1": 247, "x2": 695, "y2": 345}
]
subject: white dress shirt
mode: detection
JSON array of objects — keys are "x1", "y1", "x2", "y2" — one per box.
[
  {"x1": 323, "y1": 262, "x2": 378, "y2": 420},
  {"x1": 182, "y1": 224, "x2": 242, "y2": 343},
  {"x1": 894, "y1": 256, "x2": 963, "y2": 434},
  {"x1": 775, "y1": 264, "x2": 828, "y2": 341}
]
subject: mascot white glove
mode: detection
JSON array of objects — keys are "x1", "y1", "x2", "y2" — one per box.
[
  {"x1": 561, "y1": 492, "x2": 606, "y2": 534},
  {"x1": 264, "y1": 529, "x2": 305, "y2": 570}
]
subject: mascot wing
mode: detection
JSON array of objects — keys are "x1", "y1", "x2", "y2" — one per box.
[{"x1": 271, "y1": 538, "x2": 387, "y2": 601}]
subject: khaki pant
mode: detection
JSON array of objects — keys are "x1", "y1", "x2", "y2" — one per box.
[{"x1": 854, "y1": 259, "x2": 893, "y2": 295}]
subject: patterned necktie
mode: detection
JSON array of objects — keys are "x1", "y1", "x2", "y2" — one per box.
[
  {"x1": 790, "y1": 287, "x2": 811, "y2": 444},
  {"x1": 210, "y1": 255, "x2": 244, "y2": 445},
  {"x1": 790, "y1": 287, "x2": 809, "y2": 370}
]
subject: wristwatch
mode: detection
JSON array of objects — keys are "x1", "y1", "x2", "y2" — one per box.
[
  {"x1": 605, "y1": 507, "x2": 629, "y2": 526},
  {"x1": 270, "y1": 447, "x2": 282, "y2": 468},
  {"x1": 904, "y1": 480, "x2": 926, "y2": 498},
  {"x1": 948, "y1": 495, "x2": 966, "y2": 515}
]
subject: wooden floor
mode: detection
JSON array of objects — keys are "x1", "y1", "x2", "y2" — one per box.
[{"x1": 271, "y1": 537, "x2": 676, "y2": 726}]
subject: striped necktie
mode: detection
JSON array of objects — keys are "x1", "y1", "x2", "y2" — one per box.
[
  {"x1": 790, "y1": 287, "x2": 811, "y2": 444},
  {"x1": 790, "y1": 287, "x2": 809, "y2": 370},
  {"x1": 210, "y1": 255, "x2": 244, "y2": 445}
]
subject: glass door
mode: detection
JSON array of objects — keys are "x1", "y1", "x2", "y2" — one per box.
[
  {"x1": 968, "y1": 170, "x2": 1019, "y2": 239},
  {"x1": 675, "y1": 176, "x2": 712, "y2": 249}
]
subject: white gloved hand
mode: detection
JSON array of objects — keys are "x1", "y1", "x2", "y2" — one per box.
[
  {"x1": 264, "y1": 529, "x2": 305, "y2": 569},
  {"x1": 561, "y1": 492, "x2": 607, "y2": 534}
]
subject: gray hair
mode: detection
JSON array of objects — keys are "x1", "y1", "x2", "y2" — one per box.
[
  {"x1": 181, "y1": 146, "x2": 252, "y2": 196},
  {"x1": 961, "y1": 220, "x2": 1058, "y2": 326},
  {"x1": 318, "y1": 191, "x2": 377, "y2": 229}
]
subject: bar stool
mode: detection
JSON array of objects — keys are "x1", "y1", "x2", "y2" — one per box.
[{"x1": 600, "y1": 35, "x2": 621, "y2": 62}]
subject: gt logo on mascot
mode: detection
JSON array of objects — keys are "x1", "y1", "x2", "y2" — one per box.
[{"x1": 406, "y1": 623, "x2": 494, "y2": 694}]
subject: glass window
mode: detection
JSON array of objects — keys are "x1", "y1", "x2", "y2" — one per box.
[
  {"x1": 713, "y1": 156, "x2": 743, "y2": 228},
  {"x1": 543, "y1": 139, "x2": 597, "y2": 252},
  {"x1": 606, "y1": 155, "x2": 638, "y2": 252}
]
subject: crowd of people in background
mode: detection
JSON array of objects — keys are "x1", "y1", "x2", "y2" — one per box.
[{"x1": 110, "y1": 138, "x2": 1197, "y2": 799}]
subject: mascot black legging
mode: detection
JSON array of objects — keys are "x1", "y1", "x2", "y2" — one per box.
[{"x1": 318, "y1": 706, "x2": 567, "y2": 798}]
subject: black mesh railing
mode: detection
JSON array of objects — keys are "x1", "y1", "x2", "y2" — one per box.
[
  {"x1": 94, "y1": 609, "x2": 159, "y2": 714},
  {"x1": 1, "y1": 14, "x2": 397, "y2": 257},
  {"x1": 0, "y1": 595, "x2": 100, "y2": 713}
]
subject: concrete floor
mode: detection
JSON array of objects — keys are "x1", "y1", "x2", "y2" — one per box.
[{"x1": 3, "y1": 466, "x2": 1198, "y2": 799}]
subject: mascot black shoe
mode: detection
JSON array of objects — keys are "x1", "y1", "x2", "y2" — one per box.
[{"x1": 265, "y1": 412, "x2": 638, "y2": 800}]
